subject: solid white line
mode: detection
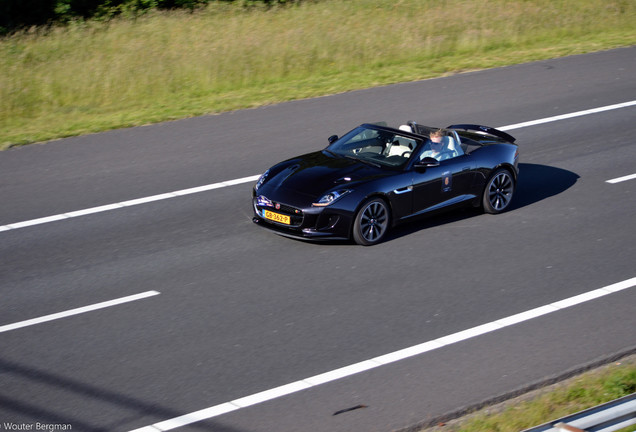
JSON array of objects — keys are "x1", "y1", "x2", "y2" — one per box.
[
  {"x1": 128, "y1": 277, "x2": 636, "y2": 432},
  {"x1": 2, "y1": 100, "x2": 635, "y2": 233},
  {"x1": 0, "y1": 291, "x2": 160, "y2": 333},
  {"x1": 606, "y1": 173, "x2": 636, "y2": 184}
]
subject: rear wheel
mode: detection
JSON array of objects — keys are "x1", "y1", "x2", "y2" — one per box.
[
  {"x1": 352, "y1": 198, "x2": 390, "y2": 246},
  {"x1": 482, "y1": 168, "x2": 515, "y2": 214}
]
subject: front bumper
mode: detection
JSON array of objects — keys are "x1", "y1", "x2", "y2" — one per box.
[{"x1": 252, "y1": 193, "x2": 352, "y2": 241}]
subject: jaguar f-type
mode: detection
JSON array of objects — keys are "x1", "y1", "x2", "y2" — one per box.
[{"x1": 252, "y1": 121, "x2": 519, "y2": 245}]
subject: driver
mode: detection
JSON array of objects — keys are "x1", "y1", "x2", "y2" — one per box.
[{"x1": 420, "y1": 129, "x2": 452, "y2": 161}]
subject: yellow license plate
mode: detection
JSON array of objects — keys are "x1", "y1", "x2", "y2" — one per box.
[{"x1": 264, "y1": 210, "x2": 290, "y2": 225}]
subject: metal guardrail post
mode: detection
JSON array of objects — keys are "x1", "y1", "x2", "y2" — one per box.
[{"x1": 521, "y1": 392, "x2": 636, "y2": 432}]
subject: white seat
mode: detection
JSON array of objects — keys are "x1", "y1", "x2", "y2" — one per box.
[
  {"x1": 388, "y1": 135, "x2": 416, "y2": 157},
  {"x1": 443, "y1": 136, "x2": 463, "y2": 158}
]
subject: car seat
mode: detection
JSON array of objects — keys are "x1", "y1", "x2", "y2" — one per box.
[
  {"x1": 443, "y1": 136, "x2": 463, "y2": 158},
  {"x1": 386, "y1": 125, "x2": 416, "y2": 157}
]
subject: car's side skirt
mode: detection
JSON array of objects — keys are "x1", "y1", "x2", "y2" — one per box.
[{"x1": 398, "y1": 194, "x2": 478, "y2": 222}]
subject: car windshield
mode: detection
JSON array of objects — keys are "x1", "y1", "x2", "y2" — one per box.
[{"x1": 327, "y1": 126, "x2": 418, "y2": 168}]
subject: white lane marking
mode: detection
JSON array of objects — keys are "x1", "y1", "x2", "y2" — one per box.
[
  {"x1": 129, "y1": 277, "x2": 636, "y2": 432},
  {"x1": 607, "y1": 173, "x2": 636, "y2": 184},
  {"x1": 0, "y1": 175, "x2": 261, "y2": 232},
  {"x1": 498, "y1": 100, "x2": 636, "y2": 131},
  {"x1": 2, "y1": 100, "x2": 636, "y2": 233},
  {"x1": 0, "y1": 291, "x2": 160, "y2": 333}
]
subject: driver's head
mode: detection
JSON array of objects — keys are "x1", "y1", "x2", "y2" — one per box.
[{"x1": 430, "y1": 130, "x2": 444, "y2": 148}]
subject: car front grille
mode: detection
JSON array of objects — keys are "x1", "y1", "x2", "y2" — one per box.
[{"x1": 254, "y1": 196, "x2": 304, "y2": 227}]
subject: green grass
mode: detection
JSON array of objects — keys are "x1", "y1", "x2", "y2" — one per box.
[
  {"x1": 1, "y1": 0, "x2": 635, "y2": 149},
  {"x1": 420, "y1": 355, "x2": 636, "y2": 432}
]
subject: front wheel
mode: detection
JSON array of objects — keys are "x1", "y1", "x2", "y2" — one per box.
[
  {"x1": 482, "y1": 168, "x2": 515, "y2": 214},
  {"x1": 352, "y1": 198, "x2": 390, "y2": 246}
]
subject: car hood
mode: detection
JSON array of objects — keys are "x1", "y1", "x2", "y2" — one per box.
[{"x1": 264, "y1": 151, "x2": 389, "y2": 198}]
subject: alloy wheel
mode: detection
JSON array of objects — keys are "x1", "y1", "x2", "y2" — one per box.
[
  {"x1": 488, "y1": 171, "x2": 514, "y2": 212},
  {"x1": 358, "y1": 200, "x2": 389, "y2": 244}
]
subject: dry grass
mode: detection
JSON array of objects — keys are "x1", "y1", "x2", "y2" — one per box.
[{"x1": 1, "y1": 0, "x2": 635, "y2": 149}]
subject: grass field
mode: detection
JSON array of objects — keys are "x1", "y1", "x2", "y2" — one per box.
[
  {"x1": 1, "y1": 0, "x2": 635, "y2": 150},
  {"x1": 422, "y1": 355, "x2": 636, "y2": 432}
]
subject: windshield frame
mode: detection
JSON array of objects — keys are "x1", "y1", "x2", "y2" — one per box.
[{"x1": 326, "y1": 124, "x2": 424, "y2": 170}]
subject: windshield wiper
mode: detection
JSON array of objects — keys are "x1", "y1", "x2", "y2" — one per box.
[
  {"x1": 324, "y1": 149, "x2": 342, "y2": 158},
  {"x1": 344, "y1": 155, "x2": 382, "y2": 168}
]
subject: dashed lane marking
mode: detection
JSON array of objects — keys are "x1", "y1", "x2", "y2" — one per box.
[{"x1": 0, "y1": 291, "x2": 160, "y2": 333}]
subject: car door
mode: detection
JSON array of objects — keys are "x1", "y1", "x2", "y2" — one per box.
[{"x1": 410, "y1": 154, "x2": 476, "y2": 216}]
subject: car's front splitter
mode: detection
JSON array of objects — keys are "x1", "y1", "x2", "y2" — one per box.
[{"x1": 252, "y1": 216, "x2": 350, "y2": 241}]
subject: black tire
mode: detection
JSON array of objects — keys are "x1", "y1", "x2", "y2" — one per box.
[
  {"x1": 352, "y1": 198, "x2": 390, "y2": 246},
  {"x1": 482, "y1": 168, "x2": 515, "y2": 214}
]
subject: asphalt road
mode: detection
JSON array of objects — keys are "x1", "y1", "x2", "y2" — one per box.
[{"x1": 1, "y1": 47, "x2": 635, "y2": 432}]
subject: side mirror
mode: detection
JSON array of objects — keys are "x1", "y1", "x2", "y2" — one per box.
[
  {"x1": 415, "y1": 157, "x2": 440, "y2": 169},
  {"x1": 328, "y1": 135, "x2": 339, "y2": 144}
]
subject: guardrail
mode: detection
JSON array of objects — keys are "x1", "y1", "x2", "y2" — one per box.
[{"x1": 521, "y1": 392, "x2": 636, "y2": 432}]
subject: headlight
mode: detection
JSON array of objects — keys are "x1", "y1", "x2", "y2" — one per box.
[
  {"x1": 255, "y1": 169, "x2": 270, "y2": 191},
  {"x1": 312, "y1": 190, "x2": 351, "y2": 207}
]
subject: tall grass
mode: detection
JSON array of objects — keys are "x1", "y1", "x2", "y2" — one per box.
[{"x1": 1, "y1": 0, "x2": 635, "y2": 149}]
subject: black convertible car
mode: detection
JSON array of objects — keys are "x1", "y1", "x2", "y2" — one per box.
[{"x1": 252, "y1": 121, "x2": 519, "y2": 245}]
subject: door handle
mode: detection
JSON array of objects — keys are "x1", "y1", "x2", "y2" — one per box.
[{"x1": 393, "y1": 186, "x2": 413, "y2": 194}]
